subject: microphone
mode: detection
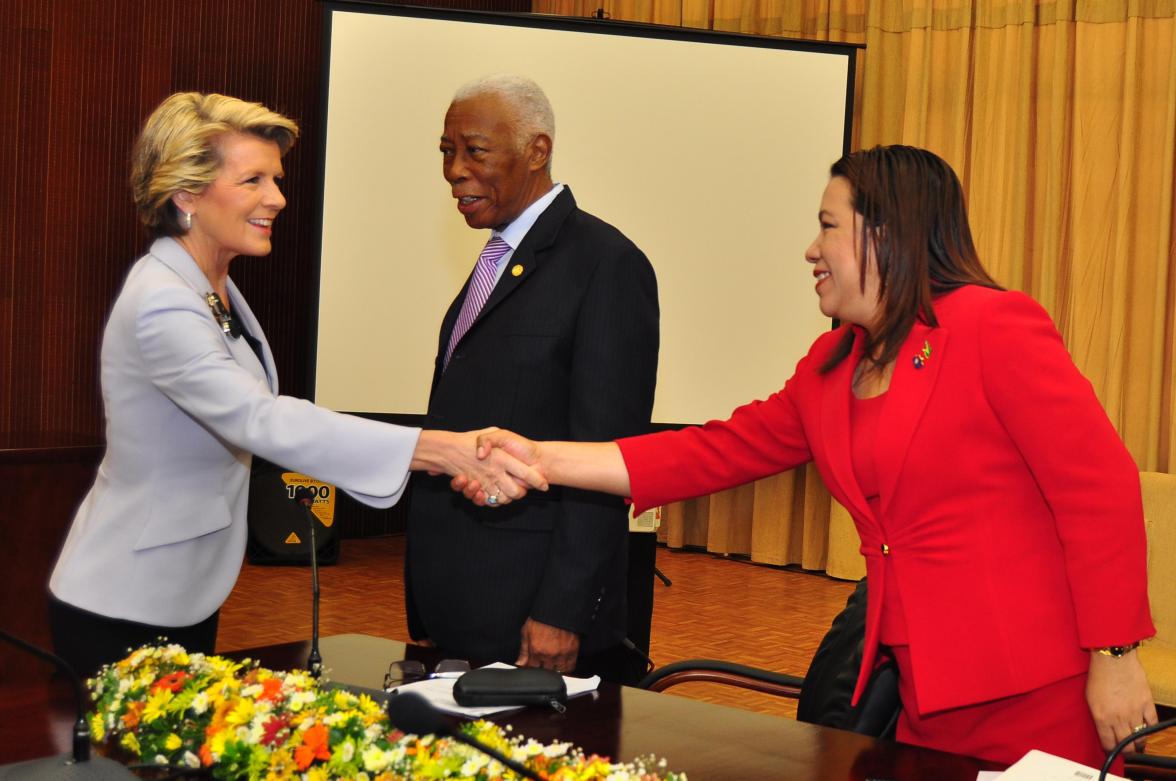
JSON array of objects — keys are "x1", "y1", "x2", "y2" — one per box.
[
  {"x1": 619, "y1": 635, "x2": 655, "y2": 676},
  {"x1": 0, "y1": 630, "x2": 136, "y2": 780},
  {"x1": 1099, "y1": 717, "x2": 1176, "y2": 781},
  {"x1": 385, "y1": 692, "x2": 543, "y2": 781},
  {"x1": 292, "y1": 485, "x2": 323, "y2": 678}
]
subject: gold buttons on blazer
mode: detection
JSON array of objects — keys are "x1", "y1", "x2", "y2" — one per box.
[
  {"x1": 511, "y1": 264, "x2": 524, "y2": 277},
  {"x1": 881, "y1": 543, "x2": 891, "y2": 556}
]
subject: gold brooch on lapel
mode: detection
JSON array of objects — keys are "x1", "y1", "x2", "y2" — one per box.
[
  {"x1": 205, "y1": 292, "x2": 241, "y2": 339},
  {"x1": 511, "y1": 264, "x2": 524, "y2": 277},
  {"x1": 913, "y1": 340, "x2": 932, "y2": 369}
]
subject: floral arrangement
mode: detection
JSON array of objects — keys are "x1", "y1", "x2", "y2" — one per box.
[{"x1": 87, "y1": 644, "x2": 686, "y2": 781}]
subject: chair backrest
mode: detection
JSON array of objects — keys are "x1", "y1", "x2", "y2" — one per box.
[{"x1": 1141, "y1": 471, "x2": 1176, "y2": 644}]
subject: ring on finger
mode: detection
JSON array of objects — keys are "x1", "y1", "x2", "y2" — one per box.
[
  {"x1": 486, "y1": 487, "x2": 501, "y2": 506},
  {"x1": 1133, "y1": 723, "x2": 1148, "y2": 734}
]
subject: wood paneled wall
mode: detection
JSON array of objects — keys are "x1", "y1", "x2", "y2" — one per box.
[{"x1": 0, "y1": 0, "x2": 530, "y2": 444}]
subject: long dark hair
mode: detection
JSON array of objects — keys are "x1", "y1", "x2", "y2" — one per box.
[{"x1": 820, "y1": 145, "x2": 1002, "y2": 373}]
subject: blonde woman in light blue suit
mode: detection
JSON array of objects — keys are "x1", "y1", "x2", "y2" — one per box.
[{"x1": 48, "y1": 92, "x2": 545, "y2": 677}]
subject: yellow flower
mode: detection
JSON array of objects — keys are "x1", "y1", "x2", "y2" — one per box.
[
  {"x1": 225, "y1": 697, "x2": 254, "y2": 727},
  {"x1": 356, "y1": 694, "x2": 383, "y2": 719},
  {"x1": 205, "y1": 731, "x2": 227, "y2": 761},
  {"x1": 142, "y1": 689, "x2": 174, "y2": 724},
  {"x1": 164, "y1": 733, "x2": 182, "y2": 751},
  {"x1": 265, "y1": 748, "x2": 297, "y2": 779},
  {"x1": 305, "y1": 767, "x2": 330, "y2": 781},
  {"x1": 120, "y1": 732, "x2": 141, "y2": 755},
  {"x1": 89, "y1": 713, "x2": 105, "y2": 742}
]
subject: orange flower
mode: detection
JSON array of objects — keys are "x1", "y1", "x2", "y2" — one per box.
[
  {"x1": 257, "y1": 677, "x2": 284, "y2": 703},
  {"x1": 121, "y1": 701, "x2": 145, "y2": 729},
  {"x1": 153, "y1": 671, "x2": 189, "y2": 693},
  {"x1": 294, "y1": 724, "x2": 331, "y2": 770},
  {"x1": 199, "y1": 742, "x2": 214, "y2": 767}
]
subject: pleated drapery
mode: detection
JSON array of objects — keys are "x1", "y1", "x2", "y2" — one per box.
[{"x1": 534, "y1": 0, "x2": 1176, "y2": 579}]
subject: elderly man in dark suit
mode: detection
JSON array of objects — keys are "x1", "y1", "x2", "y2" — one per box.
[{"x1": 405, "y1": 74, "x2": 659, "y2": 683}]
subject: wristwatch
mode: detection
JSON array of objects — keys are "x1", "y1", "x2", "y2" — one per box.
[{"x1": 1094, "y1": 642, "x2": 1141, "y2": 657}]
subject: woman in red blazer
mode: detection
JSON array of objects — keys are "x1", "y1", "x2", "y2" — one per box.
[{"x1": 466, "y1": 145, "x2": 1156, "y2": 768}]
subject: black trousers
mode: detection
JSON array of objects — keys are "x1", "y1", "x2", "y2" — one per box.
[{"x1": 48, "y1": 595, "x2": 219, "y2": 680}]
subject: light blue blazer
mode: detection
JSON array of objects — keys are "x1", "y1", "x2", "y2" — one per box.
[{"x1": 50, "y1": 237, "x2": 420, "y2": 626}]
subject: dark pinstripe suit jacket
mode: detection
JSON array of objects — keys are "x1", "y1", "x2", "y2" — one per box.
[{"x1": 405, "y1": 188, "x2": 659, "y2": 663}]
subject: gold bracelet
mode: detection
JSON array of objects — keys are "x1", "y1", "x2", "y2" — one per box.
[{"x1": 1094, "y1": 642, "x2": 1141, "y2": 658}]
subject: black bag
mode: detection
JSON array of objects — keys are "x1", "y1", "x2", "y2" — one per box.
[
  {"x1": 452, "y1": 668, "x2": 567, "y2": 710},
  {"x1": 796, "y1": 576, "x2": 901, "y2": 737}
]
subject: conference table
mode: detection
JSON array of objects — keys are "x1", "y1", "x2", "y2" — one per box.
[{"x1": 0, "y1": 633, "x2": 1003, "y2": 779}]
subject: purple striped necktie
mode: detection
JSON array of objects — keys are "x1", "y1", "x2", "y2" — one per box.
[{"x1": 444, "y1": 235, "x2": 511, "y2": 369}]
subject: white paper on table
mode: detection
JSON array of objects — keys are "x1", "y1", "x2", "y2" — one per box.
[
  {"x1": 981, "y1": 749, "x2": 1127, "y2": 781},
  {"x1": 387, "y1": 661, "x2": 601, "y2": 718}
]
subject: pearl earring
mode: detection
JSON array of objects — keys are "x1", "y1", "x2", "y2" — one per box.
[{"x1": 184, "y1": 211, "x2": 193, "y2": 231}]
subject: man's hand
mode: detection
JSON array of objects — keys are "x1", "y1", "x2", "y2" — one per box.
[
  {"x1": 1087, "y1": 648, "x2": 1158, "y2": 752},
  {"x1": 515, "y1": 617, "x2": 579, "y2": 673}
]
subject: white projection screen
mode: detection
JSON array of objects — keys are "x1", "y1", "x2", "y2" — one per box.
[{"x1": 314, "y1": 4, "x2": 856, "y2": 425}]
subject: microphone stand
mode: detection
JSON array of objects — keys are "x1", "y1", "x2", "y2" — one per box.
[
  {"x1": 293, "y1": 487, "x2": 323, "y2": 678},
  {"x1": 0, "y1": 630, "x2": 136, "y2": 779}
]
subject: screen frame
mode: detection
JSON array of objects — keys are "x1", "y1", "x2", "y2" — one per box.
[{"x1": 311, "y1": 1, "x2": 860, "y2": 427}]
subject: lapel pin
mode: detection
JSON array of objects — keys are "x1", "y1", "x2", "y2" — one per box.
[
  {"x1": 912, "y1": 340, "x2": 932, "y2": 369},
  {"x1": 511, "y1": 264, "x2": 524, "y2": 277}
]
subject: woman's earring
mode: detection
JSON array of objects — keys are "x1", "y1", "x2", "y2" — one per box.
[{"x1": 184, "y1": 211, "x2": 193, "y2": 231}]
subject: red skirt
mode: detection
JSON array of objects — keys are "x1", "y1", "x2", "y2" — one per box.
[{"x1": 891, "y1": 646, "x2": 1118, "y2": 773}]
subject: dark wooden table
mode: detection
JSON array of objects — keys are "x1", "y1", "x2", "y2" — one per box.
[{"x1": 0, "y1": 634, "x2": 1002, "y2": 779}]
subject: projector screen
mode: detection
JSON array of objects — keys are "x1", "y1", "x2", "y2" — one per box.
[{"x1": 314, "y1": 4, "x2": 856, "y2": 425}]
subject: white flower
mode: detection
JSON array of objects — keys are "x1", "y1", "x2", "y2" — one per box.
[
  {"x1": 241, "y1": 683, "x2": 262, "y2": 698},
  {"x1": 542, "y1": 741, "x2": 573, "y2": 758},
  {"x1": 152, "y1": 755, "x2": 168, "y2": 765},
  {"x1": 340, "y1": 740, "x2": 355, "y2": 763},
  {"x1": 460, "y1": 754, "x2": 490, "y2": 776},
  {"x1": 362, "y1": 746, "x2": 390, "y2": 773},
  {"x1": 190, "y1": 692, "x2": 209, "y2": 715},
  {"x1": 182, "y1": 751, "x2": 200, "y2": 769},
  {"x1": 289, "y1": 691, "x2": 316, "y2": 712}
]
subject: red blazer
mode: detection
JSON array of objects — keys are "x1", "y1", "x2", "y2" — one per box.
[{"x1": 619, "y1": 285, "x2": 1153, "y2": 714}]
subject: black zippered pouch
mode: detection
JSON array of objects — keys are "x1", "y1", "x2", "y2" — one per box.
[{"x1": 452, "y1": 667, "x2": 567, "y2": 709}]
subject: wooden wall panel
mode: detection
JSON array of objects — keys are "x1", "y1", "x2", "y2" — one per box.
[{"x1": 0, "y1": 445, "x2": 101, "y2": 684}]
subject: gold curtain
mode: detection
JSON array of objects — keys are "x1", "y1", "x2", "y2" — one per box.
[{"x1": 534, "y1": 0, "x2": 1176, "y2": 579}]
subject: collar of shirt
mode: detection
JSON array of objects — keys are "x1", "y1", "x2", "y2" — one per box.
[{"x1": 488, "y1": 183, "x2": 565, "y2": 283}]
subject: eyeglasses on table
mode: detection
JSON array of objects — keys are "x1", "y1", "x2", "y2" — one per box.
[{"x1": 383, "y1": 658, "x2": 471, "y2": 691}]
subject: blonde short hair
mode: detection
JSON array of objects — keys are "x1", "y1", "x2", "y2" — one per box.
[{"x1": 130, "y1": 92, "x2": 299, "y2": 237}]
